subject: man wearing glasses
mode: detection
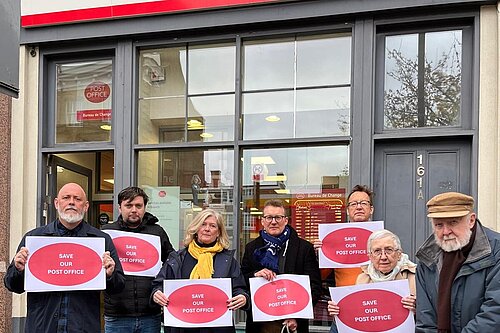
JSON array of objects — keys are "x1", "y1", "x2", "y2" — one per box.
[
  {"x1": 315, "y1": 184, "x2": 375, "y2": 287},
  {"x1": 241, "y1": 199, "x2": 322, "y2": 333}
]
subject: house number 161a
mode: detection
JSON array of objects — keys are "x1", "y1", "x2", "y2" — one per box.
[{"x1": 417, "y1": 154, "x2": 424, "y2": 200}]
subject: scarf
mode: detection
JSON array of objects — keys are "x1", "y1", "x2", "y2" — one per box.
[
  {"x1": 366, "y1": 253, "x2": 416, "y2": 282},
  {"x1": 188, "y1": 240, "x2": 223, "y2": 279},
  {"x1": 253, "y1": 225, "x2": 291, "y2": 273},
  {"x1": 437, "y1": 222, "x2": 477, "y2": 333}
]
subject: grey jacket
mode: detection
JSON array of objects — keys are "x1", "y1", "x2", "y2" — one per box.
[{"x1": 415, "y1": 220, "x2": 500, "y2": 333}]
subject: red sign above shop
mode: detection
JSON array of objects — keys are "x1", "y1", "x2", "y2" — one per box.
[
  {"x1": 77, "y1": 109, "x2": 112, "y2": 121},
  {"x1": 21, "y1": 0, "x2": 289, "y2": 28}
]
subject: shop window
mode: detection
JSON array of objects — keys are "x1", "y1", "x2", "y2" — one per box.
[
  {"x1": 137, "y1": 148, "x2": 234, "y2": 249},
  {"x1": 97, "y1": 151, "x2": 114, "y2": 193},
  {"x1": 242, "y1": 34, "x2": 351, "y2": 140},
  {"x1": 138, "y1": 44, "x2": 235, "y2": 144},
  {"x1": 382, "y1": 29, "x2": 463, "y2": 129},
  {"x1": 55, "y1": 59, "x2": 113, "y2": 143},
  {"x1": 239, "y1": 145, "x2": 349, "y2": 326}
]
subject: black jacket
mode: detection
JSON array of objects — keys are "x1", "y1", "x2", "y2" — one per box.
[
  {"x1": 4, "y1": 220, "x2": 125, "y2": 333},
  {"x1": 102, "y1": 212, "x2": 174, "y2": 317},
  {"x1": 151, "y1": 247, "x2": 250, "y2": 333},
  {"x1": 241, "y1": 226, "x2": 322, "y2": 333}
]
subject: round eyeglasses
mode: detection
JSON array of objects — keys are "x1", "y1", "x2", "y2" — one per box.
[{"x1": 370, "y1": 247, "x2": 399, "y2": 257}]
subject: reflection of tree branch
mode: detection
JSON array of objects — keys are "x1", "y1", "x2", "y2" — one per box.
[{"x1": 384, "y1": 39, "x2": 461, "y2": 128}]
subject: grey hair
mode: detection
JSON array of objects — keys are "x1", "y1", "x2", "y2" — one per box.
[{"x1": 367, "y1": 229, "x2": 402, "y2": 252}]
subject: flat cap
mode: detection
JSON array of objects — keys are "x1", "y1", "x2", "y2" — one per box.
[{"x1": 427, "y1": 192, "x2": 474, "y2": 218}]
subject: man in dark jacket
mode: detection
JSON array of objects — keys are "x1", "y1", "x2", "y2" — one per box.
[
  {"x1": 416, "y1": 192, "x2": 500, "y2": 333},
  {"x1": 241, "y1": 199, "x2": 322, "y2": 333},
  {"x1": 102, "y1": 186, "x2": 174, "y2": 332},
  {"x1": 4, "y1": 182, "x2": 125, "y2": 333}
]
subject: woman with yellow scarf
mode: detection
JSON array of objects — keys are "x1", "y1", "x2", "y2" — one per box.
[{"x1": 151, "y1": 209, "x2": 248, "y2": 333}]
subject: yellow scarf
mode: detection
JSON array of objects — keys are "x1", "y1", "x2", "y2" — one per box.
[{"x1": 188, "y1": 240, "x2": 223, "y2": 279}]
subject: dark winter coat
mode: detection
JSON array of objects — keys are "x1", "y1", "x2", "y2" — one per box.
[
  {"x1": 416, "y1": 220, "x2": 500, "y2": 333},
  {"x1": 241, "y1": 226, "x2": 322, "y2": 333},
  {"x1": 4, "y1": 220, "x2": 125, "y2": 333},
  {"x1": 151, "y1": 247, "x2": 250, "y2": 333},
  {"x1": 102, "y1": 212, "x2": 174, "y2": 317}
]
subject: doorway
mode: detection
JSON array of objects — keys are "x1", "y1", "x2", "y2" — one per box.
[{"x1": 373, "y1": 138, "x2": 471, "y2": 259}]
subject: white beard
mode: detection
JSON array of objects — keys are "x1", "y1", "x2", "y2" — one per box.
[
  {"x1": 58, "y1": 208, "x2": 84, "y2": 224},
  {"x1": 435, "y1": 228, "x2": 472, "y2": 252}
]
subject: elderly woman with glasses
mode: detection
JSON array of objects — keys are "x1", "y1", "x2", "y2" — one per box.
[{"x1": 327, "y1": 229, "x2": 416, "y2": 331}]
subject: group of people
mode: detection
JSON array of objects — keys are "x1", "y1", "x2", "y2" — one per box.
[{"x1": 4, "y1": 182, "x2": 500, "y2": 333}]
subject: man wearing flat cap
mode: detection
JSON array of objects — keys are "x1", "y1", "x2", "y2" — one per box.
[{"x1": 415, "y1": 192, "x2": 500, "y2": 333}]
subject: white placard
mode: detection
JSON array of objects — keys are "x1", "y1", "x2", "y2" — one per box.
[
  {"x1": 25, "y1": 236, "x2": 105, "y2": 292},
  {"x1": 103, "y1": 230, "x2": 162, "y2": 277},
  {"x1": 319, "y1": 221, "x2": 384, "y2": 268},
  {"x1": 249, "y1": 274, "x2": 313, "y2": 322},
  {"x1": 163, "y1": 278, "x2": 232, "y2": 328},
  {"x1": 330, "y1": 280, "x2": 415, "y2": 333}
]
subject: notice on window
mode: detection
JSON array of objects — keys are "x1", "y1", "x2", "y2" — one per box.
[
  {"x1": 144, "y1": 186, "x2": 180, "y2": 248},
  {"x1": 318, "y1": 221, "x2": 384, "y2": 268},
  {"x1": 329, "y1": 280, "x2": 415, "y2": 333},
  {"x1": 103, "y1": 230, "x2": 161, "y2": 277},
  {"x1": 25, "y1": 236, "x2": 105, "y2": 292},
  {"x1": 249, "y1": 274, "x2": 314, "y2": 322},
  {"x1": 163, "y1": 278, "x2": 232, "y2": 328}
]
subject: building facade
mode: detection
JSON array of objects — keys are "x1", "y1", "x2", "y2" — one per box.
[{"x1": 8, "y1": 0, "x2": 500, "y2": 331}]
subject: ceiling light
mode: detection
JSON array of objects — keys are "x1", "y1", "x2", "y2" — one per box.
[
  {"x1": 274, "y1": 189, "x2": 290, "y2": 194},
  {"x1": 200, "y1": 132, "x2": 213, "y2": 138},
  {"x1": 100, "y1": 124, "x2": 112, "y2": 131},
  {"x1": 187, "y1": 119, "x2": 202, "y2": 126},
  {"x1": 104, "y1": 179, "x2": 114, "y2": 184},
  {"x1": 265, "y1": 115, "x2": 280, "y2": 122}
]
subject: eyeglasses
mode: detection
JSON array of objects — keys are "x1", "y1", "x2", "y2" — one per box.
[
  {"x1": 347, "y1": 200, "x2": 371, "y2": 208},
  {"x1": 370, "y1": 247, "x2": 399, "y2": 257},
  {"x1": 262, "y1": 215, "x2": 286, "y2": 223}
]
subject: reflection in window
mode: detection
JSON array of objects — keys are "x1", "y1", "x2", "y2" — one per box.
[
  {"x1": 137, "y1": 149, "x2": 234, "y2": 249},
  {"x1": 239, "y1": 145, "x2": 349, "y2": 326},
  {"x1": 242, "y1": 34, "x2": 352, "y2": 140},
  {"x1": 384, "y1": 30, "x2": 462, "y2": 128},
  {"x1": 138, "y1": 44, "x2": 235, "y2": 144},
  {"x1": 55, "y1": 60, "x2": 113, "y2": 143}
]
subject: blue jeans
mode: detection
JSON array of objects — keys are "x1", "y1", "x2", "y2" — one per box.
[{"x1": 104, "y1": 314, "x2": 162, "y2": 333}]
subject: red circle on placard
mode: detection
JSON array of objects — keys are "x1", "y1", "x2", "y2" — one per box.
[
  {"x1": 114, "y1": 236, "x2": 159, "y2": 272},
  {"x1": 253, "y1": 279, "x2": 309, "y2": 316},
  {"x1": 158, "y1": 191, "x2": 166, "y2": 197},
  {"x1": 29, "y1": 243, "x2": 102, "y2": 286},
  {"x1": 337, "y1": 289, "x2": 409, "y2": 332},
  {"x1": 168, "y1": 284, "x2": 228, "y2": 323},
  {"x1": 84, "y1": 81, "x2": 110, "y2": 103},
  {"x1": 322, "y1": 227, "x2": 372, "y2": 264}
]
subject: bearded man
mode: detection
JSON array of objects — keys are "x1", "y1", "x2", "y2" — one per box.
[
  {"x1": 4, "y1": 182, "x2": 125, "y2": 333},
  {"x1": 416, "y1": 192, "x2": 500, "y2": 333}
]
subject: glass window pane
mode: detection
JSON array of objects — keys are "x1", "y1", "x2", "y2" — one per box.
[
  {"x1": 188, "y1": 94, "x2": 235, "y2": 142},
  {"x1": 138, "y1": 97, "x2": 186, "y2": 144},
  {"x1": 242, "y1": 91, "x2": 294, "y2": 140},
  {"x1": 139, "y1": 47, "x2": 186, "y2": 99},
  {"x1": 243, "y1": 38, "x2": 295, "y2": 91},
  {"x1": 138, "y1": 149, "x2": 234, "y2": 249},
  {"x1": 56, "y1": 60, "x2": 113, "y2": 143},
  {"x1": 239, "y1": 145, "x2": 349, "y2": 326},
  {"x1": 424, "y1": 30, "x2": 461, "y2": 126},
  {"x1": 188, "y1": 44, "x2": 236, "y2": 94},
  {"x1": 296, "y1": 87, "x2": 351, "y2": 137},
  {"x1": 384, "y1": 34, "x2": 418, "y2": 129},
  {"x1": 383, "y1": 30, "x2": 462, "y2": 129},
  {"x1": 297, "y1": 34, "x2": 351, "y2": 87}
]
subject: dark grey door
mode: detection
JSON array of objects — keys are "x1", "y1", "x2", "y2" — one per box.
[{"x1": 373, "y1": 138, "x2": 471, "y2": 260}]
